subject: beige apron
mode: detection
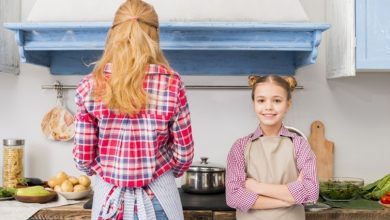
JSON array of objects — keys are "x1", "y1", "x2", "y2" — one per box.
[{"x1": 236, "y1": 136, "x2": 305, "y2": 220}]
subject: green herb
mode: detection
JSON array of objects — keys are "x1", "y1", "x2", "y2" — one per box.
[
  {"x1": 320, "y1": 181, "x2": 361, "y2": 201},
  {"x1": 0, "y1": 187, "x2": 16, "y2": 197},
  {"x1": 362, "y1": 173, "x2": 390, "y2": 200}
]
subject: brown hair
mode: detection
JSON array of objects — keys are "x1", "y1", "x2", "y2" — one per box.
[
  {"x1": 92, "y1": 0, "x2": 170, "y2": 115},
  {"x1": 248, "y1": 75, "x2": 297, "y2": 101}
]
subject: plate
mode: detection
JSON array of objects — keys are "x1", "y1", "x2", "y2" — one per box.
[
  {"x1": 0, "y1": 196, "x2": 14, "y2": 201},
  {"x1": 379, "y1": 201, "x2": 390, "y2": 208},
  {"x1": 58, "y1": 189, "x2": 92, "y2": 200},
  {"x1": 14, "y1": 190, "x2": 57, "y2": 203},
  {"x1": 304, "y1": 202, "x2": 331, "y2": 212}
]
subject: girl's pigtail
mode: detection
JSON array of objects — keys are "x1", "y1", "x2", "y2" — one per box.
[
  {"x1": 248, "y1": 75, "x2": 259, "y2": 87},
  {"x1": 283, "y1": 76, "x2": 297, "y2": 92}
]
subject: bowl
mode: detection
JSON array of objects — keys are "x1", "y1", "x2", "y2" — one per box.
[
  {"x1": 379, "y1": 201, "x2": 390, "y2": 208},
  {"x1": 14, "y1": 190, "x2": 57, "y2": 203},
  {"x1": 58, "y1": 189, "x2": 92, "y2": 200},
  {"x1": 320, "y1": 177, "x2": 364, "y2": 202}
]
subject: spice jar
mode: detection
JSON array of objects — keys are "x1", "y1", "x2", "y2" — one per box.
[{"x1": 3, "y1": 139, "x2": 24, "y2": 188}]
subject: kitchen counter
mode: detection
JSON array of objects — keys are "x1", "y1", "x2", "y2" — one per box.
[
  {"x1": 29, "y1": 203, "x2": 390, "y2": 220},
  {"x1": 28, "y1": 190, "x2": 390, "y2": 220}
]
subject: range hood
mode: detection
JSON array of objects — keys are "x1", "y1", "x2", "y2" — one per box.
[{"x1": 5, "y1": 21, "x2": 329, "y2": 75}]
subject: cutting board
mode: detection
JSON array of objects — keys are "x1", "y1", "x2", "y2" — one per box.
[{"x1": 309, "y1": 121, "x2": 334, "y2": 180}]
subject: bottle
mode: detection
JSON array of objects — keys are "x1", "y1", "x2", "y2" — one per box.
[{"x1": 3, "y1": 139, "x2": 24, "y2": 188}]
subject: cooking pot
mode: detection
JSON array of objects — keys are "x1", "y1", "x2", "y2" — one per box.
[{"x1": 182, "y1": 157, "x2": 225, "y2": 194}]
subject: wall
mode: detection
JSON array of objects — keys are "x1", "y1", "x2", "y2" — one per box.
[{"x1": 1, "y1": 0, "x2": 390, "y2": 186}]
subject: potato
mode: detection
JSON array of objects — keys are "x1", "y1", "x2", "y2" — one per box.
[
  {"x1": 56, "y1": 171, "x2": 68, "y2": 185},
  {"x1": 68, "y1": 176, "x2": 79, "y2": 185},
  {"x1": 61, "y1": 180, "x2": 74, "y2": 192},
  {"x1": 54, "y1": 185, "x2": 62, "y2": 192},
  {"x1": 73, "y1": 184, "x2": 88, "y2": 192},
  {"x1": 78, "y1": 175, "x2": 91, "y2": 187},
  {"x1": 48, "y1": 177, "x2": 59, "y2": 188}
]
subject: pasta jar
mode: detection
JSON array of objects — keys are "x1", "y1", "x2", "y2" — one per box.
[{"x1": 2, "y1": 139, "x2": 24, "y2": 188}]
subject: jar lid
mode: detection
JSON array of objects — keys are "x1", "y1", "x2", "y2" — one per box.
[
  {"x1": 188, "y1": 157, "x2": 225, "y2": 172},
  {"x1": 3, "y1": 139, "x2": 25, "y2": 146}
]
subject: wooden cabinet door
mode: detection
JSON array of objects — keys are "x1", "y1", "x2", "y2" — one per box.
[
  {"x1": 184, "y1": 210, "x2": 213, "y2": 220},
  {"x1": 213, "y1": 211, "x2": 236, "y2": 220}
]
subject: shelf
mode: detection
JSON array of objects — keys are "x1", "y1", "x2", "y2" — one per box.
[{"x1": 5, "y1": 22, "x2": 329, "y2": 75}]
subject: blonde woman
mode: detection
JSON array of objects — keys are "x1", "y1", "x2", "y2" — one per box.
[{"x1": 73, "y1": 1, "x2": 194, "y2": 219}]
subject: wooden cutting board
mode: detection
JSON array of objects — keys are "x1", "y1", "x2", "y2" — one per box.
[{"x1": 309, "y1": 121, "x2": 334, "y2": 180}]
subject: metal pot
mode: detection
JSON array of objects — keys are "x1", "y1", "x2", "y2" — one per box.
[{"x1": 182, "y1": 157, "x2": 225, "y2": 194}]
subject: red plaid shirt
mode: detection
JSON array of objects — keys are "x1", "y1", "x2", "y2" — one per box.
[{"x1": 73, "y1": 64, "x2": 194, "y2": 188}]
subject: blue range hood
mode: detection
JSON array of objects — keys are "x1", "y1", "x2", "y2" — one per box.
[{"x1": 4, "y1": 22, "x2": 329, "y2": 75}]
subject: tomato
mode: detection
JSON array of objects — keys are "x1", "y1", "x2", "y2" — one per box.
[
  {"x1": 387, "y1": 192, "x2": 390, "y2": 197},
  {"x1": 380, "y1": 196, "x2": 390, "y2": 204}
]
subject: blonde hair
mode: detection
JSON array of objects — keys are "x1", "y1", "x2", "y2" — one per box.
[
  {"x1": 93, "y1": 0, "x2": 170, "y2": 115},
  {"x1": 248, "y1": 75, "x2": 297, "y2": 101}
]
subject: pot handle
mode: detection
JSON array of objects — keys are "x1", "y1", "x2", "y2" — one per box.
[{"x1": 200, "y1": 157, "x2": 208, "y2": 164}]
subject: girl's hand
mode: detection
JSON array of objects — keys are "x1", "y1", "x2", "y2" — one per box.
[{"x1": 245, "y1": 178, "x2": 261, "y2": 194}]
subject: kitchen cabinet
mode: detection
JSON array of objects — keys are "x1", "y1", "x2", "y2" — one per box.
[
  {"x1": 184, "y1": 210, "x2": 235, "y2": 220},
  {"x1": 355, "y1": 0, "x2": 390, "y2": 71},
  {"x1": 28, "y1": 189, "x2": 390, "y2": 220},
  {"x1": 326, "y1": 0, "x2": 390, "y2": 78}
]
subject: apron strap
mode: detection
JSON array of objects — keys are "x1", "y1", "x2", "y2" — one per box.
[{"x1": 100, "y1": 187, "x2": 156, "y2": 220}]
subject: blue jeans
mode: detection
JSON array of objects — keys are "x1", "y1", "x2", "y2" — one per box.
[{"x1": 134, "y1": 197, "x2": 168, "y2": 220}]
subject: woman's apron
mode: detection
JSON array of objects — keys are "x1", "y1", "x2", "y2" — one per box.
[
  {"x1": 236, "y1": 136, "x2": 305, "y2": 220},
  {"x1": 92, "y1": 170, "x2": 183, "y2": 220}
]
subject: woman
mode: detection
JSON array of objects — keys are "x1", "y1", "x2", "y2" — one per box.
[{"x1": 73, "y1": 1, "x2": 194, "y2": 219}]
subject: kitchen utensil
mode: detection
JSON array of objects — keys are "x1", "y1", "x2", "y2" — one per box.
[
  {"x1": 41, "y1": 82, "x2": 75, "y2": 141},
  {"x1": 182, "y1": 157, "x2": 225, "y2": 194},
  {"x1": 58, "y1": 188, "x2": 92, "y2": 200},
  {"x1": 14, "y1": 190, "x2": 57, "y2": 203},
  {"x1": 304, "y1": 202, "x2": 331, "y2": 212},
  {"x1": 309, "y1": 121, "x2": 334, "y2": 180},
  {"x1": 319, "y1": 177, "x2": 363, "y2": 202},
  {"x1": 285, "y1": 126, "x2": 307, "y2": 139}
]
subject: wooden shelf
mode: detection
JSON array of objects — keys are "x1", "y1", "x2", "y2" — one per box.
[{"x1": 5, "y1": 22, "x2": 329, "y2": 75}]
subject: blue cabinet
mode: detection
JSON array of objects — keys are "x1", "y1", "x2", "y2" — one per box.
[{"x1": 356, "y1": 0, "x2": 390, "y2": 71}]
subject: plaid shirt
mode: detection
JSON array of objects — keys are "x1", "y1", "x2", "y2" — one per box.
[
  {"x1": 73, "y1": 64, "x2": 194, "y2": 188},
  {"x1": 226, "y1": 125, "x2": 319, "y2": 212}
]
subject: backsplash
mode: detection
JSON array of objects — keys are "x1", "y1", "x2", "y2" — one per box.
[{"x1": 0, "y1": 0, "x2": 389, "y2": 186}]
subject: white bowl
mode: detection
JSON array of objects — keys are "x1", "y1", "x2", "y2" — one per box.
[{"x1": 58, "y1": 189, "x2": 92, "y2": 200}]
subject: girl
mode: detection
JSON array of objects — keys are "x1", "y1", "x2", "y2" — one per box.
[
  {"x1": 73, "y1": 0, "x2": 194, "y2": 219},
  {"x1": 226, "y1": 75, "x2": 318, "y2": 220}
]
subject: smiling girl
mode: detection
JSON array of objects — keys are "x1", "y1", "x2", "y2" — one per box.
[{"x1": 226, "y1": 75, "x2": 318, "y2": 220}]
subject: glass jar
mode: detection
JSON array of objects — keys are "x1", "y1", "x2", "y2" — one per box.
[{"x1": 3, "y1": 139, "x2": 24, "y2": 188}]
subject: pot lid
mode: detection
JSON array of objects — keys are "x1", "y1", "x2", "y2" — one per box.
[{"x1": 188, "y1": 157, "x2": 225, "y2": 172}]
